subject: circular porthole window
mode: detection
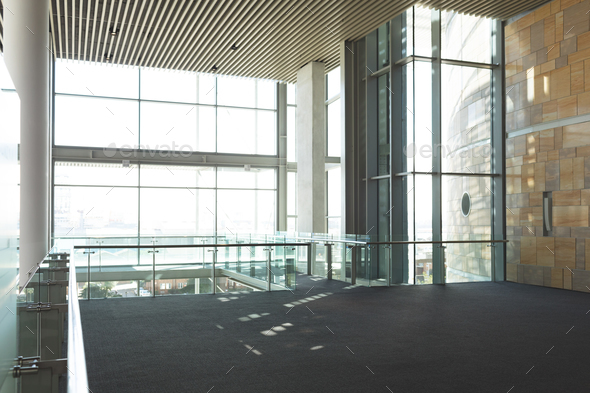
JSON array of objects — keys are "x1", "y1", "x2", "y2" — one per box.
[{"x1": 461, "y1": 192, "x2": 471, "y2": 217}]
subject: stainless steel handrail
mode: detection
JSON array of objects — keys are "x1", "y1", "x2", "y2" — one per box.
[
  {"x1": 74, "y1": 242, "x2": 311, "y2": 250},
  {"x1": 67, "y1": 253, "x2": 89, "y2": 392},
  {"x1": 367, "y1": 240, "x2": 510, "y2": 245}
]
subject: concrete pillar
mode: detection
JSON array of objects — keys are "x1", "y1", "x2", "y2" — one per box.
[
  {"x1": 4, "y1": 0, "x2": 50, "y2": 288},
  {"x1": 296, "y1": 62, "x2": 326, "y2": 234}
]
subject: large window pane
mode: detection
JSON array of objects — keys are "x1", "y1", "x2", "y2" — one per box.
[
  {"x1": 414, "y1": 7, "x2": 432, "y2": 57},
  {"x1": 327, "y1": 166, "x2": 341, "y2": 217},
  {"x1": 442, "y1": 175, "x2": 492, "y2": 282},
  {"x1": 140, "y1": 68, "x2": 197, "y2": 104},
  {"x1": 326, "y1": 67, "x2": 341, "y2": 100},
  {"x1": 287, "y1": 106, "x2": 296, "y2": 161},
  {"x1": 140, "y1": 102, "x2": 215, "y2": 153},
  {"x1": 54, "y1": 186, "x2": 138, "y2": 237},
  {"x1": 217, "y1": 77, "x2": 275, "y2": 109},
  {"x1": 140, "y1": 165, "x2": 215, "y2": 188},
  {"x1": 54, "y1": 162, "x2": 139, "y2": 186},
  {"x1": 55, "y1": 95, "x2": 138, "y2": 147},
  {"x1": 217, "y1": 108, "x2": 276, "y2": 155},
  {"x1": 217, "y1": 167, "x2": 275, "y2": 189},
  {"x1": 414, "y1": 175, "x2": 432, "y2": 284},
  {"x1": 287, "y1": 84, "x2": 296, "y2": 105},
  {"x1": 441, "y1": 12, "x2": 492, "y2": 63},
  {"x1": 140, "y1": 188, "x2": 215, "y2": 236},
  {"x1": 414, "y1": 61, "x2": 432, "y2": 172},
  {"x1": 217, "y1": 190, "x2": 276, "y2": 233},
  {"x1": 55, "y1": 60, "x2": 138, "y2": 98},
  {"x1": 327, "y1": 99, "x2": 341, "y2": 157},
  {"x1": 441, "y1": 65, "x2": 491, "y2": 173},
  {"x1": 287, "y1": 172, "x2": 297, "y2": 216}
]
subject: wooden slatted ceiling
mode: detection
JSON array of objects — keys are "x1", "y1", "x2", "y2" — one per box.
[{"x1": 0, "y1": 0, "x2": 549, "y2": 83}]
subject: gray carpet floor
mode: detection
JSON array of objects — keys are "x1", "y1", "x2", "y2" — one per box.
[{"x1": 80, "y1": 275, "x2": 590, "y2": 392}]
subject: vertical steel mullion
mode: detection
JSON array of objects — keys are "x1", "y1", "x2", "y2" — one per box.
[
  {"x1": 341, "y1": 40, "x2": 355, "y2": 235},
  {"x1": 431, "y1": 9, "x2": 444, "y2": 285},
  {"x1": 491, "y1": 19, "x2": 506, "y2": 282},
  {"x1": 278, "y1": 83, "x2": 287, "y2": 231},
  {"x1": 391, "y1": 14, "x2": 406, "y2": 284}
]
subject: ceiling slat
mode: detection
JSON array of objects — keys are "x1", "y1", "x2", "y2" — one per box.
[
  {"x1": 49, "y1": 0, "x2": 548, "y2": 82},
  {"x1": 105, "y1": 0, "x2": 123, "y2": 61},
  {"x1": 121, "y1": 0, "x2": 149, "y2": 65},
  {"x1": 114, "y1": 0, "x2": 138, "y2": 65}
]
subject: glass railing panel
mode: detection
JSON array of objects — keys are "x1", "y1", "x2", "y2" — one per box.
[{"x1": 314, "y1": 244, "x2": 327, "y2": 276}]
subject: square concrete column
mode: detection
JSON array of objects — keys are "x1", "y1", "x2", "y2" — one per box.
[{"x1": 296, "y1": 62, "x2": 326, "y2": 233}]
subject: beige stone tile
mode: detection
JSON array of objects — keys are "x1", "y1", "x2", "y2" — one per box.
[
  {"x1": 506, "y1": 263, "x2": 518, "y2": 282},
  {"x1": 586, "y1": 238, "x2": 590, "y2": 269},
  {"x1": 521, "y1": 236, "x2": 537, "y2": 265},
  {"x1": 556, "y1": 11, "x2": 564, "y2": 42},
  {"x1": 537, "y1": 237, "x2": 555, "y2": 266},
  {"x1": 550, "y1": 66, "x2": 570, "y2": 100},
  {"x1": 522, "y1": 163, "x2": 536, "y2": 193},
  {"x1": 571, "y1": 61, "x2": 585, "y2": 94},
  {"x1": 551, "y1": 0, "x2": 562, "y2": 15},
  {"x1": 558, "y1": 96, "x2": 577, "y2": 118},
  {"x1": 581, "y1": 189, "x2": 590, "y2": 204},
  {"x1": 560, "y1": 147, "x2": 576, "y2": 158},
  {"x1": 553, "y1": 205, "x2": 589, "y2": 226},
  {"x1": 561, "y1": 36, "x2": 577, "y2": 56},
  {"x1": 538, "y1": 151, "x2": 549, "y2": 162},
  {"x1": 577, "y1": 145, "x2": 590, "y2": 156},
  {"x1": 574, "y1": 156, "x2": 585, "y2": 188},
  {"x1": 506, "y1": 138, "x2": 515, "y2": 158},
  {"x1": 578, "y1": 31, "x2": 590, "y2": 51},
  {"x1": 563, "y1": 0, "x2": 590, "y2": 38},
  {"x1": 532, "y1": 103, "x2": 543, "y2": 124},
  {"x1": 540, "y1": 129, "x2": 555, "y2": 151},
  {"x1": 523, "y1": 154, "x2": 537, "y2": 164},
  {"x1": 530, "y1": 191, "x2": 543, "y2": 206},
  {"x1": 561, "y1": 0, "x2": 581, "y2": 9},
  {"x1": 506, "y1": 22, "x2": 519, "y2": 38},
  {"x1": 527, "y1": 132, "x2": 540, "y2": 155},
  {"x1": 520, "y1": 207, "x2": 534, "y2": 227},
  {"x1": 560, "y1": 158, "x2": 573, "y2": 189},
  {"x1": 563, "y1": 122, "x2": 590, "y2": 148},
  {"x1": 585, "y1": 60, "x2": 590, "y2": 90},
  {"x1": 506, "y1": 166, "x2": 522, "y2": 194},
  {"x1": 535, "y1": 162, "x2": 546, "y2": 191},
  {"x1": 519, "y1": 12, "x2": 536, "y2": 31},
  {"x1": 520, "y1": 27, "x2": 532, "y2": 57},
  {"x1": 507, "y1": 207, "x2": 520, "y2": 226},
  {"x1": 553, "y1": 189, "x2": 581, "y2": 205},
  {"x1": 514, "y1": 135, "x2": 527, "y2": 156},
  {"x1": 551, "y1": 267, "x2": 564, "y2": 288},
  {"x1": 546, "y1": 159, "x2": 561, "y2": 190},
  {"x1": 507, "y1": 156, "x2": 524, "y2": 167},
  {"x1": 548, "y1": 150, "x2": 561, "y2": 161},
  {"x1": 556, "y1": 237, "x2": 576, "y2": 270},
  {"x1": 543, "y1": 100, "x2": 558, "y2": 121},
  {"x1": 536, "y1": 3, "x2": 552, "y2": 21},
  {"x1": 564, "y1": 267, "x2": 573, "y2": 289},
  {"x1": 555, "y1": 127, "x2": 563, "y2": 149},
  {"x1": 577, "y1": 91, "x2": 590, "y2": 114},
  {"x1": 532, "y1": 21, "x2": 546, "y2": 53},
  {"x1": 535, "y1": 72, "x2": 553, "y2": 105}
]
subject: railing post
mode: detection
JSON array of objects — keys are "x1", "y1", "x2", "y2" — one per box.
[
  {"x1": 148, "y1": 248, "x2": 159, "y2": 297},
  {"x1": 383, "y1": 245, "x2": 391, "y2": 287},
  {"x1": 208, "y1": 248, "x2": 218, "y2": 294},
  {"x1": 264, "y1": 248, "x2": 273, "y2": 291},
  {"x1": 83, "y1": 250, "x2": 95, "y2": 300},
  {"x1": 349, "y1": 244, "x2": 356, "y2": 285},
  {"x1": 306, "y1": 243, "x2": 312, "y2": 275},
  {"x1": 325, "y1": 243, "x2": 332, "y2": 280},
  {"x1": 437, "y1": 245, "x2": 446, "y2": 284}
]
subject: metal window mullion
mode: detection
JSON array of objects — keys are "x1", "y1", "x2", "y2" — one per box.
[
  {"x1": 491, "y1": 19, "x2": 506, "y2": 282},
  {"x1": 277, "y1": 83, "x2": 287, "y2": 232},
  {"x1": 431, "y1": 9, "x2": 444, "y2": 285}
]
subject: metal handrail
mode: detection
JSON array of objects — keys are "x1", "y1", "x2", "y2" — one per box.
[
  {"x1": 73, "y1": 242, "x2": 311, "y2": 250},
  {"x1": 67, "y1": 253, "x2": 89, "y2": 392},
  {"x1": 367, "y1": 240, "x2": 510, "y2": 245},
  {"x1": 287, "y1": 236, "x2": 368, "y2": 245}
]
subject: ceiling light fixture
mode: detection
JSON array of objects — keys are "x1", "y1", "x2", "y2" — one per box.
[
  {"x1": 211, "y1": 65, "x2": 218, "y2": 72},
  {"x1": 104, "y1": 54, "x2": 112, "y2": 62},
  {"x1": 109, "y1": 28, "x2": 119, "y2": 36},
  {"x1": 230, "y1": 43, "x2": 238, "y2": 50}
]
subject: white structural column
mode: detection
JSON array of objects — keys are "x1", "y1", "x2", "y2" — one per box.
[
  {"x1": 296, "y1": 62, "x2": 326, "y2": 233},
  {"x1": 4, "y1": 0, "x2": 50, "y2": 288}
]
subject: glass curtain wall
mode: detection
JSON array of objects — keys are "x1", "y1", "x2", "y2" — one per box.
[
  {"x1": 326, "y1": 67, "x2": 342, "y2": 234},
  {"x1": 53, "y1": 162, "x2": 276, "y2": 238},
  {"x1": 53, "y1": 61, "x2": 281, "y2": 241},
  {"x1": 54, "y1": 60, "x2": 277, "y2": 154},
  {"x1": 356, "y1": 6, "x2": 501, "y2": 285}
]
